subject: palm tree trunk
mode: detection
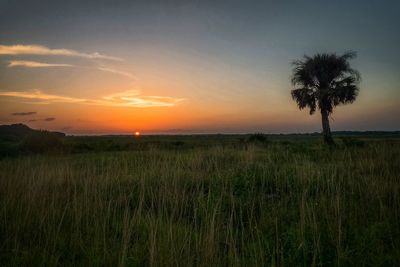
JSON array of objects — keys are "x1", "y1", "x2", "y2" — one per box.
[{"x1": 321, "y1": 109, "x2": 334, "y2": 145}]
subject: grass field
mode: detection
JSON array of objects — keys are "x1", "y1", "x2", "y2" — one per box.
[{"x1": 1, "y1": 136, "x2": 399, "y2": 266}]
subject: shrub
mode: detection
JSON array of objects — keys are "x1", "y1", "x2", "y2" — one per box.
[
  {"x1": 0, "y1": 142, "x2": 19, "y2": 158},
  {"x1": 20, "y1": 131, "x2": 65, "y2": 153},
  {"x1": 247, "y1": 133, "x2": 269, "y2": 143}
]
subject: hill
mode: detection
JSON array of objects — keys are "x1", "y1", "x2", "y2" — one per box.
[{"x1": 0, "y1": 123, "x2": 65, "y2": 142}]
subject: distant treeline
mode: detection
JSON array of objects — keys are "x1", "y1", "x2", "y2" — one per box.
[{"x1": 0, "y1": 124, "x2": 399, "y2": 158}]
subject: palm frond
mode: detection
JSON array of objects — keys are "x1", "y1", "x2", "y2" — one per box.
[
  {"x1": 340, "y1": 51, "x2": 357, "y2": 61},
  {"x1": 291, "y1": 88, "x2": 317, "y2": 114},
  {"x1": 290, "y1": 51, "x2": 360, "y2": 115},
  {"x1": 330, "y1": 75, "x2": 360, "y2": 105}
]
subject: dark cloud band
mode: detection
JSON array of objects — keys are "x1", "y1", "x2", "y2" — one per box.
[{"x1": 11, "y1": 111, "x2": 36, "y2": 116}]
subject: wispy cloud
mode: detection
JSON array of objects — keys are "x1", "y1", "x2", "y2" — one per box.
[
  {"x1": 0, "y1": 44, "x2": 122, "y2": 61},
  {"x1": 0, "y1": 90, "x2": 88, "y2": 104},
  {"x1": 97, "y1": 67, "x2": 136, "y2": 79},
  {"x1": 103, "y1": 90, "x2": 184, "y2": 107},
  {"x1": 7, "y1": 60, "x2": 134, "y2": 79},
  {"x1": 8, "y1": 60, "x2": 73, "y2": 68},
  {"x1": 44, "y1": 117, "x2": 55, "y2": 121},
  {"x1": 0, "y1": 89, "x2": 184, "y2": 108},
  {"x1": 11, "y1": 111, "x2": 37, "y2": 116}
]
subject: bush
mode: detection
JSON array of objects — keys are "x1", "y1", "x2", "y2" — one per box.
[
  {"x1": 247, "y1": 133, "x2": 269, "y2": 143},
  {"x1": 0, "y1": 142, "x2": 19, "y2": 158},
  {"x1": 20, "y1": 131, "x2": 65, "y2": 153}
]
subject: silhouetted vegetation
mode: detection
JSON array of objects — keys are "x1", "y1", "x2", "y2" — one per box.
[
  {"x1": 0, "y1": 124, "x2": 66, "y2": 157},
  {"x1": 20, "y1": 131, "x2": 65, "y2": 154},
  {"x1": 247, "y1": 133, "x2": 269, "y2": 143},
  {"x1": 0, "y1": 123, "x2": 35, "y2": 142},
  {"x1": 291, "y1": 52, "x2": 360, "y2": 145},
  {"x1": 1, "y1": 124, "x2": 400, "y2": 159}
]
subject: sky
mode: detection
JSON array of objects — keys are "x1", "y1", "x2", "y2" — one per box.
[{"x1": 0, "y1": 0, "x2": 399, "y2": 134}]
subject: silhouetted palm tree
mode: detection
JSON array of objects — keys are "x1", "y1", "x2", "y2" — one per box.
[{"x1": 291, "y1": 52, "x2": 360, "y2": 145}]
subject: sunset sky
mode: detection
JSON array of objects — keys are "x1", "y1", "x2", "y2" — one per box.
[{"x1": 0, "y1": 0, "x2": 399, "y2": 134}]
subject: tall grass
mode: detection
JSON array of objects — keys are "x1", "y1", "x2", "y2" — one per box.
[{"x1": 0, "y1": 140, "x2": 399, "y2": 266}]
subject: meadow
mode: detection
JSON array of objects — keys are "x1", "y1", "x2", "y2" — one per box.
[{"x1": 0, "y1": 135, "x2": 399, "y2": 266}]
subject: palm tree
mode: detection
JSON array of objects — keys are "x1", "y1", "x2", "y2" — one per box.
[{"x1": 291, "y1": 52, "x2": 360, "y2": 145}]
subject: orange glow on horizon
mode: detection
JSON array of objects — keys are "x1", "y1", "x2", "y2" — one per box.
[{"x1": 135, "y1": 131, "x2": 140, "y2": 136}]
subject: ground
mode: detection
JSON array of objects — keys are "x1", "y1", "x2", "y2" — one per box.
[{"x1": 0, "y1": 135, "x2": 399, "y2": 266}]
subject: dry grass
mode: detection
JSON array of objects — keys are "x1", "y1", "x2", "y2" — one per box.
[{"x1": 0, "y1": 140, "x2": 399, "y2": 266}]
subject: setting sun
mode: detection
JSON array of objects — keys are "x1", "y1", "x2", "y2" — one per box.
[{"x1": 134, "y1": 131, "x2": 140, "y2": 136}]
